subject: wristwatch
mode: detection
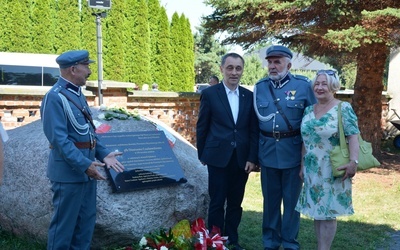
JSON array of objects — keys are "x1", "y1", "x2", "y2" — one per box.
[{"x1": 350, "y1": 159, "x2": 359, "y2": 165}]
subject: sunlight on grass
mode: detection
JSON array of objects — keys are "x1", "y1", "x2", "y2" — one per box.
[
  {"x1": 237, "y1": 170, "x2": 399, "y2": 250},
  {"x1": 1, "y1": 167, "x2": 398, "y2": 249}
]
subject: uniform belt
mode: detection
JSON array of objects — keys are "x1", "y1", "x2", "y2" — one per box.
[
  {"x1": 260, "y1": 129, "x2": 301, "y2": 139},
  {"x1": 49, "y1": 140, "x2": 96, "y2": 149},
  {"x1": 74, "y1": 140, "x2": 96, "y2": 149}
]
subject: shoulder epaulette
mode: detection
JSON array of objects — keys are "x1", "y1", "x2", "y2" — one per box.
[
  {"x1": 255, "y1": 77, "x2": 270, "y2": 85},
  {"x1": 51, "y1": 84, "x2": 63, "y2": 93},
  {"x1": 291, "y1": 74, "x2": 311, "y2": 83}
]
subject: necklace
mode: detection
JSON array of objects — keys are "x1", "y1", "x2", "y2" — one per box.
[{"x1": 314, "y1": 98, "x2": 335, "y2": 117}]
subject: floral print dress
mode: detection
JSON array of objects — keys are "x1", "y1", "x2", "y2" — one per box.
[{"x1": 295, "y1": 101, "x2": 360, "y2": 220}]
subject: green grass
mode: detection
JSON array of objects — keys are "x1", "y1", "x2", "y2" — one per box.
[
  {"x1": 0, "y1": 229, "x2": 46, "y2": 250},
  {"x1": 2, "y1": 139, "x2": 399, "y2": 249},
  {"x1": 237, "y1": 171, "x2": 400, "y2": 250}
]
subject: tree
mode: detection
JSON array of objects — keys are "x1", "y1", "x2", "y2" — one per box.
[
  {"x1": 31, "y1": 0, "x2": 56, "y2": 54},
  {"x1": 241, "y1": 54, "x2": 266, "y2": 86},
  {"x1": 129, "y1": 0, "x2": 152, "y2": 86},
  {"x1": 148, "y1": 0, "x2": 162, "y2": 85},
  {"x1": 170, "y1": 13, "x2": 186, "y2": 91},
  {"x1": 54, "y1": 0, "x2": 81, "y2": 54},
  {"x1": 124, "y1": 0, "x2": 138, "y2": 84},
  {"x1": 103, "y1": 0, "x2": 126, "y2": 81},
  {"x1": 194, "y1": 25, "x2": 226, "y2": 84},
  {"x1": 80, "y1": 1, "x2": 99, "y2": 80},
  {"x1": 181, "y1": 15, "x2": 195, "y2": 92},
  {"x1": 153, "y1": 7, "x2": 172, "y2": 91},
  {"x1": 203, "y1": 0, "x2": 400, "y2": 156},
  {"x1": 2, "y1": 0, "x2": 32, "y2": 52}
]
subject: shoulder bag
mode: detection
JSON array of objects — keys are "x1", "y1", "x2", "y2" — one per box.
[{"x1": 330, "y1": 102, "x2": 380, "y2": 177}]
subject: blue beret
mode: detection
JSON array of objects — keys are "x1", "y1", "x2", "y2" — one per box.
[
  {"x1": 265, "y1": 45, "x2": 293, "y2": 59},
  {"x1": 56, "y1": 50, "x2": 95, "y2": 68}
]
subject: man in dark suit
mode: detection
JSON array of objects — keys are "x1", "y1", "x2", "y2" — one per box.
[{"x1": 196, "y1": 52, "x2": 259, "y2": 250}]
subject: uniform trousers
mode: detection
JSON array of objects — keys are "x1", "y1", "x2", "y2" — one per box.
[
  {"x1": 207, "y1": 150, "x2": 248, "y2": 244},
  {"x1": 47, "y1": 180, "x2": 97, "y2": 250},
  {"x1": 261, "y1": 166, "x2": 302, "y2": 250}
]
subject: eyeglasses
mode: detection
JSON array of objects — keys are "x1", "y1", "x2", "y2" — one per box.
[{"x1": 316, "y1": 69, "x2": 337, "y2": 78}]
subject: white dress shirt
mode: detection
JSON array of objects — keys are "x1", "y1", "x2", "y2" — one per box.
[{"x1": 223, "y1": 83, "x2": 239, "y2": 124}]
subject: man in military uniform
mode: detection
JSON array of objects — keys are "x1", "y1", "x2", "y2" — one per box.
[
  {"x1": 41, "y1": 50, "x2": 124, "y2": 249},
  {"x1": 253, "y1": 45, "x2": 316, "y2": 250}
]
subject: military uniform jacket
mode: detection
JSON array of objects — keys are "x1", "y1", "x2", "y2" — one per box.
[
  {"x1": 40, "y1": 77, "x2": 110, "y2": 182},
  {"x1": 254, "y1": 73, "x2": 316, "y2": 169}
]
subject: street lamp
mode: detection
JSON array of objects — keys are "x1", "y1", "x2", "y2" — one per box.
[
  {"x1": 196, "y1": 67, "x2": 202, "y2": 83},
  {"x1": 88, "y1": 0, "x2": 111, "y2": 106}
]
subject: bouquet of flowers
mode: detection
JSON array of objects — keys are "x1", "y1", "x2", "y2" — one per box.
[
  {"x1": 98, "y1": 105, "x2": 140, "y2": 121},
  {"x1": 129, "y1": 218, "x2": 228, "y2": 250}
]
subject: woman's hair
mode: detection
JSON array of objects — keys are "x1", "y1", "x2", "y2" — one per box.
[{"x1": 312, "y1": 70, "x2": 341, "y2": 92}]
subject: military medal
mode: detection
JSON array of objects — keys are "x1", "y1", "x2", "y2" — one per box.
[
  {"x1": 290, "y1": 90, "x2": 296, "y2": 100},
  {"x1": 285, "y1": 91, "x2": 290, "y2": 100}
]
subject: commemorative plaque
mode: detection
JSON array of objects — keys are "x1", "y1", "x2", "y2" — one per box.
[{"x1": 98, "y1": 131, "x2": 187, "y2": 192}]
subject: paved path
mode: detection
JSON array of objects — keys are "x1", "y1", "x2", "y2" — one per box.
[{"x1": 376, "y1": 231, "x2": 400, "y2": 250}]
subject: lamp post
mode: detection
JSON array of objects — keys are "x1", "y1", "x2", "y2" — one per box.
[
  {"x1": 196, "y1": 67, "x2": 202, "y2": 84},
  {"x1": 93, "y1": 12, "x2": 106, "y2": 105},
  {"x1": 88, "y1": 0, "x2": 111, "y2": 106}
]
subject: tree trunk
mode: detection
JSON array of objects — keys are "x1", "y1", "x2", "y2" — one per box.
[{"x1": 352, "y1": 43, "x2": 389, "y2": 160}]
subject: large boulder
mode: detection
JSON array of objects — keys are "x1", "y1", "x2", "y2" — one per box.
[{"x1": 0, "y1": 109, "x2": 209, "y2": 248}]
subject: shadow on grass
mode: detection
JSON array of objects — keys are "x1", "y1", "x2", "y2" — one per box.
[
  {"x1": 238, "y1": 210, "x2": 396, "y2": 250},
  {"x1": 0, "y1": 212, "x2": 396, "y2": 250},
  {"x1": 0, "y1": 229, "x2": 46, "y2": 250}
]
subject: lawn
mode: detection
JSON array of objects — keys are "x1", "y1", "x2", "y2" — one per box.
[{"x1": 1, "y1": 141, "x2": 399, "y2": 250}]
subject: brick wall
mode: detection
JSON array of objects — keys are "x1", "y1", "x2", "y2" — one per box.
[
  {"x1": 0, "y1": 82, "x2": 391, "y2": 146},
  {"x1": 0, "y1": 81, "x2": 201, "y2": 145}
]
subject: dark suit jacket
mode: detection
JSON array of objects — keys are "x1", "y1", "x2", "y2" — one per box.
[{"x1": 196, "y1": 83, "x2": 259, "y2": 168}]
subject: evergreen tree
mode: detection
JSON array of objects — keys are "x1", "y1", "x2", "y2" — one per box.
[
  {"x1": 123, "y1": 0, "x2": 136, "y2": 84},
  {"x1": 0, "y1": 0, "x2": 200, "y2": 94},
  {"x1": 203, "y1": 0, "x2": 400, "y2": 154},
  {"x1": 0, "y1": 0, "x2": 11, "y2": 51},
  {"x1": 31, "y1": 0, "x2": 56, "y2": 54},
  {"x1": 194, "y1": 25, "x2": 226, "y2": 84},
  {"x1": 181, "y1": 15, "x2": 195, "y2": 92},
  {"x1": 54, "y1": 0, "x2": 81, "y2": 54},
  {"x1": 148, "y1": 0, "x2": 161, "y2": 84},
  {"x1": 3, "y1": 0, "x2": 32, "y2": 52},
  {"x1": 80, "y1": 0, "x2": 99, "y2": 80},
  {"x1": 170, "y1": 13, "x2": 186, "y2": 91},
  {"x1": 129, "y1": 0, "x2": 152, "y2": 86},
  {"x1": 241, "y1": 54, "x2": 266, "y2": 86},
  {"x1": 154, "y1": 7, "x2": 172, "y2": 91},
  {"x1": 103, "y1": 0, "x2": 126, "y2": 81}
]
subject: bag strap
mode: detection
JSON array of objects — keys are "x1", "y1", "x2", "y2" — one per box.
[
  {"x1": 59, "y1": 88, "x2": 96, "y2": 130},
  {"x1": 338, "y1": 102, "x2": 366, "y2": 156},
  {"x1": 268, "y1": 83, "x2": 293, "y2": 131},
  {"x1": 337, "y1": 102, "x2": 348, "y2": 152}
]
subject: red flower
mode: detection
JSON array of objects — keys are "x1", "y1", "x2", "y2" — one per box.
[{"x1": 190, "y1": 218, "x2": 228, "y2": 250}]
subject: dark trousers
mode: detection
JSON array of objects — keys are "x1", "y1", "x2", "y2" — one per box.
[
  {"x1": 47, "y1": 180, "x2": 97, "y2": 250},
  {"x1": 261, "y1": 166, "x2": 302, "y2": 250},
  {"x1": 207, "y1": 151, "x2": 249, "y2": 244}
]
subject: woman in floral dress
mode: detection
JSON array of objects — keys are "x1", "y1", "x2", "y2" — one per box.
[{"x1": 295, "y1": 70, "x2": 360, "y2": 250}]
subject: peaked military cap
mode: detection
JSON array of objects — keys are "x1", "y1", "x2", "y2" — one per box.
[
  {"x1": 56, "y1": 50, "x2": 95, "y2": 68},
  {"x1": 265, "y1": 45, "x2": 293, "y2": 59}
]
